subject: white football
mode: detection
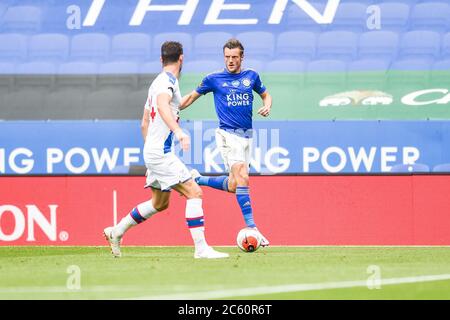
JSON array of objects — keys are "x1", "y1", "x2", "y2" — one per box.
[{"x1": 236, "y1": 228, "x2": 261, "y2": 252}]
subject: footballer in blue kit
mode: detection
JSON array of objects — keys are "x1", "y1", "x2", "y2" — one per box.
[{"x1": 181, "y1": 39, "x2": 272, "y2": 247}]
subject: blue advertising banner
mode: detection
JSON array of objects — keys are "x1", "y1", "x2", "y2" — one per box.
[{"x1": 0, "y1": 120, "x2": 449, "y2": 174}]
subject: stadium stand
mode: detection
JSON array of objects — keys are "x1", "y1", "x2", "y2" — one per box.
[
  {"x1": 432, "y1": 164, "x2": 450, "y2": 172},
  {"x1": 276, "y1": 31, "x2": 316, "y2": 61},
  {"x1": 0, "y1": 0, "x2": 449, "y2": 120}
]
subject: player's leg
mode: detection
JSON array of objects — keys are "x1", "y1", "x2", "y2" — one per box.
[
  {"x1": 191, "y1": 129, "x2": 233, "y2": 192},
  {"x1": 230, "y1": 161, "x2": 269, "y2": 247},
  {"x1": 172, "y1": 179, "x2": 229, "y2": 259}
]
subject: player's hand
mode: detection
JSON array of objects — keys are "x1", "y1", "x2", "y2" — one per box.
[
  {"x1": 174, "y1": 128, "x2": 190, "y2": 151},
  {"x1": 257, "y1": 105, "x2": 271, "y2": 117}
]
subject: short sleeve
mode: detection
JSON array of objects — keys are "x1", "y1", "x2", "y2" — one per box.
[
  {"x1": 253, "y1": 72, "x2": 266, "y2": 95},
  {"x1": 196, "y1": 75, "x2": 213, "y2": 95}
]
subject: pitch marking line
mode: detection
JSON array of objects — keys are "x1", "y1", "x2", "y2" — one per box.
[{"x1": 132, "y1": 274, "x2": 450, "y2": 300}]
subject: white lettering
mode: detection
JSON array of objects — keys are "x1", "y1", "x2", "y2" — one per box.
[
  {"x1": 130, "y1": 0, "x2": 199, "y2": 26},
  {"x1": 205, "y1": 0, "x2": 258, "y2": 25},
  {"x1": 83, "y1": 0, "x2": 106, "y2": 27},
  {"x1": 381, "y1": 147, "x2": 398, "y2": 172},
  {"x1": 91, "y1": 148, "x2": 120, "y2": 172},
  {"x1": 403, "y1": 147, "x2": 420, "y2": 165},
  {"x1": 303, "y1": 147, "x2": 320, "y2": 172},
  {"x1": 0, "y1": 205, "x2": 26, "y2": 242},
  {"x1": 8, "y1": 148, "x2": 34, "y2": 174},
  {"x1": 47, "y1": 148, "x2": 64, "y2": 173},
  {"x1": 269, "y1": 0, "x2": 340, "y2": 24},
  {"x1": 402, "y1": 89, "x2": 450, "y2": 106},
  {"x1": 348, "y1": 147, "x2": 377, "y2": 172},
  {"x1": 65, "y1": 148, "x2": 90, "y2": 174},
  {"x1": 204, "y1": 147, "x2": 223, "y2": 172},
  {"x1": 265, "y1": 147, "x2": 290, "y2": 173},
  {"x1": 26, "y1": 205, "x2": 58, "y2": 242},
  {"x1": 322, "y1": 147, "x2": 347, "y2": 173},
  {"x1": 124, "y1": 148, "x2": 141, "y2": 166}
]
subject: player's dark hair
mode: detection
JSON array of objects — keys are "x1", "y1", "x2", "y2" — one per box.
[
  {"x1": 223, "y1": 39, "x2": 244, "y2": 56},
  {"x1": 161, "y1": 41, "x2": 183, "y2": 66}
]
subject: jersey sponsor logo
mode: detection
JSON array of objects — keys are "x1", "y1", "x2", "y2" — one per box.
[
  {"x1": 226, "y1": 93, "x2": 251, "y2": 107},
  {"x1": 222, "y1": 83, "x2": 228, "y2": 87},
  {"x1": 232, "y1": 80, "x2": 240, "y2": 87}
]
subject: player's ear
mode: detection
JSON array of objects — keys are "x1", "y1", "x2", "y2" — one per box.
[{"x1": 179, "y1": 54, "x2": 184, "y2": 64}]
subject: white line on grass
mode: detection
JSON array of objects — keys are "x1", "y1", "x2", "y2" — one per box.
[{"x1": 131, "y1": 274, "x2": 450, "y2": 300}]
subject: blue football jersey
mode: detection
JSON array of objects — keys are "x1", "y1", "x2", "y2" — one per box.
[{"x1": 196, "y1": 68, "x2": 266, "y2": 133}]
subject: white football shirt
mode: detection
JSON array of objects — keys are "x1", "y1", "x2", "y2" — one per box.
[{"x1": 143, "y1": 71, "x2": 181, "y2": 159}]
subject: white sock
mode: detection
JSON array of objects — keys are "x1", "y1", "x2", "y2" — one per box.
[
  {"x1": 185, "y1": 198, "x2": 208, "y2": 252},
  {"x1": 113, "y1": 200, "x2": 158, "y2": 237}
]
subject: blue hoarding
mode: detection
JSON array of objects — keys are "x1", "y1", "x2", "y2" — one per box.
[{"x1": 0, "y1": 120, "x2": 449, "y2": 174}]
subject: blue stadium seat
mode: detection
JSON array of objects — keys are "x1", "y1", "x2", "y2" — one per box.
[
  {"x1": 329, "y1": 2, "x2": 367, "y2": 32},
  {"x1": 388, "y1": 59, "x2": 432, "y2": 87},
  {"x1": 390, "y1": 163, "x2": 430, "y2": 173},
  {"x1": 390, "y1": 58, "x2": 432, "y2": 71},
  {"x1": 235, "y1": 32, "x2": 275, "y2": 60},
  {"x1": 99, "y1": 61, "x2": 139, "y2": 74},
  {"x1": 286, "y1": 2, "x2": 326, "y2": 32},
  {"x1": 265, "y1": 60, "x2": 305, "y2": 73},
  {"x1": 348, "y1": 59, "x2": 390, "y2": 72},
  {"x1": 410, "y1": 2, "x2": 450, "y2": 32},
  {"x1": 152, "y1": 33, "x2": 192, "y2": 60},
  {"x1": 376, "y1": 3, "x2": 410, "y2": 31},
  {"x1": 29, "y1": 33, "x2": 69, "y2": 62},
  {"x1": 98, "y1": 61, "x2": 139, "y2": 89},
  {"x1": 58, "y1": 61, "x2": 99, "y2": 75},
  {"x1": 442, "y1": 33, "x2": 450, "y2": 58},
  {"x1": 348, "y1": 59, "x2": 389, "y2": 89},
  {"x1": 0, "y1": 62, "x2": 15, "y2": 92},
  {"x1": 194, "y1": 32, "x2": 233, "y2": 60},
  {"x1": 242, "y1": 59, "x2": 264, "y2": 72},
  {"x1": 16, "y1": 61, "x2": 57, "y2": 74},
  {"x1": 0, "y1": 33, "x2": 27, "y2": 62},
  {"x1": 71, "y1": 33, "x2": 110, "y2": 62},
  {"x1": 41, "y1": 6, "x2": 69, "y2": 33},
  {"x1": 0, "y1": 62, "x2": 15, "y2": 74},
  {"x1": 140, "y1": 61, "x2": 161, "y2": 74},
  {"x1": 359, "y1": 31, "x2": 399, "y2": 61},
  {"x1": 400, "y1": 31, "x2": 441, "y2": 60},
  {"x1": 57, "y1": 61, "x2": 98, "y2": 90},
  {"x1": 306, "y1": 59, "x2": 347, "y2": 88},
  {"x1": 432, "y1": 163, "x2": 450, "y2": 172},
  {"x1": 1, "y1": 5, "x2": 42, "y2": 33},
  {"x1": 183, "y1": 60, "x2": 222, "y2": 73},
  {"x1": 111, "y1": 33, "x2": 151, "y2": 62},
  {"x1": 317, "y1": 31, "x2": 358, "y2": 61},
  {"x1": 276, "y1": 31, "x2": 316, "y2": 61},
  {"x1": 431, "y1": 60, "x2": 450, "y2": 85}
]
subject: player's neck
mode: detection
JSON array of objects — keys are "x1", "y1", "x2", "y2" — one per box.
[{"x1": 163, "y1": 64, "x2": 180, "y2": 79}]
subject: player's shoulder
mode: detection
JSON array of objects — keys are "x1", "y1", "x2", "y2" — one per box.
[
  {"x1": 155, "y1": 71, "x2": 178, "y2": 85},
  {"x1": 204, "y1": 68, "x2": 226, "y2": 79},
  {"x1": 242, "y1": 68, "x2": 260, "y2": 77}
]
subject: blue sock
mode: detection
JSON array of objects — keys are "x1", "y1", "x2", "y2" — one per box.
[
  {"x1": 236, "y1": 186, "x2": 256, "y2": 228},
  {"x1": 196, "y1": 175, "x2": 229, "y2": 192}
]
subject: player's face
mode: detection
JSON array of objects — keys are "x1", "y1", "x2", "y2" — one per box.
[{"x1": 224, "y1": 48, "x2": 243, "y2": 73}]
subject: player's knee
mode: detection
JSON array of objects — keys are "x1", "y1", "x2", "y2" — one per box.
[
  {"x1": 154, "y1": 201, "x2": 169, "y2": 212},
  {"x1": 236, "y1": 173, "x2": 249, "y2": 186}
]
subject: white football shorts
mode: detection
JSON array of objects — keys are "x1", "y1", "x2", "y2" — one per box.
[
  {"x1": 144, "y1": 153, "x2": 192, "y2": 191},
  {"x1": 215, "y1": 128, "x2": 252, "y2": 171}
]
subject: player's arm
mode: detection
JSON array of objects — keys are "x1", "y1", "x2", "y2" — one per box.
[
  {"x1": 180, "y1": 90, "x2": 202, "y2": 110},
  {"x1": 157, "y1": 93, "x2": 190, "y2": 151},
  {"x1": 257, "y1": 91, "x2": 273, "y2": 117},
  {"x1": 141, "y1": 108, "x2": 151, "y2": 142}
]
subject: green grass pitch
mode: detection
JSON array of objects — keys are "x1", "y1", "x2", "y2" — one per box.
[{"x1": 0, "y1": 246, "x2": 449, "y2": 300}]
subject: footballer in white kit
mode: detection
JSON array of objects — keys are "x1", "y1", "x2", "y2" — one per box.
[
  {"x1": 103, "y1": 41, "x2": 228, "y2": 260},
  {"x1": 143, "y1": 71, "x2": 191, "y2": 192}
]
